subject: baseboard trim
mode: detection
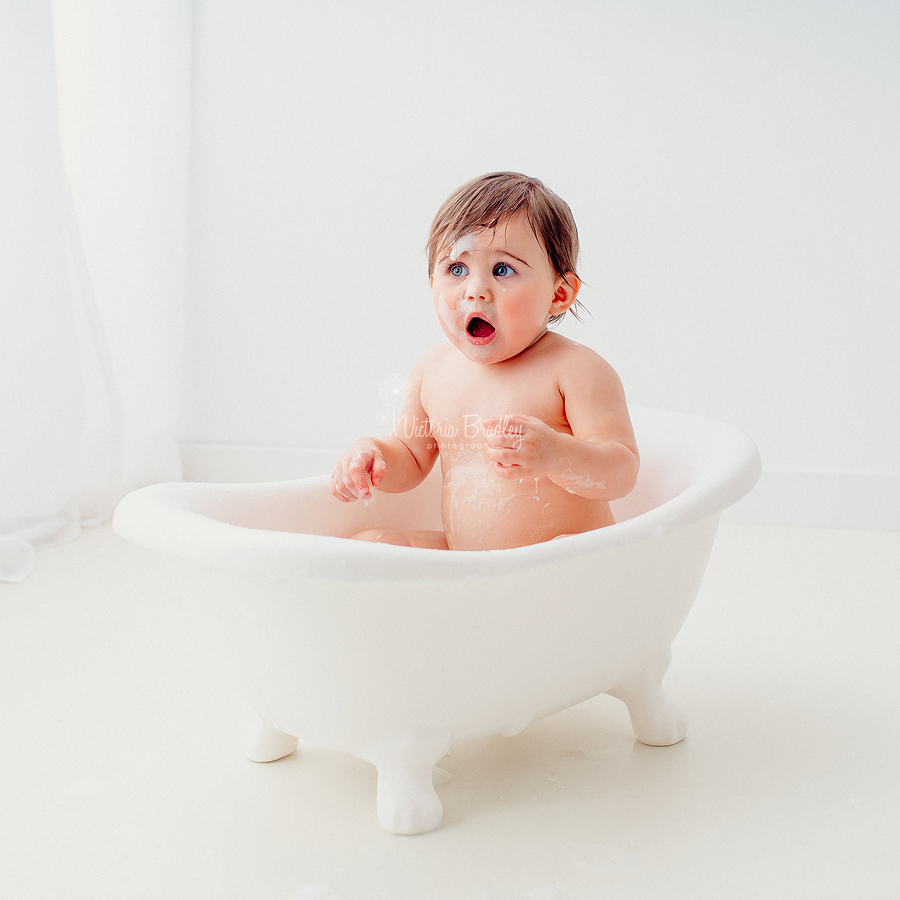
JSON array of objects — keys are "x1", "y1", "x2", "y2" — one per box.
[
  {"x1": 179, "y1": 442, "x2": 341, "y2": 484},
  {"x1": 723, "y1": 468, "x2": 900, "y2": 531},
  {"x1": 179, "y1": 443, "x2": 900, "y2": 532}
]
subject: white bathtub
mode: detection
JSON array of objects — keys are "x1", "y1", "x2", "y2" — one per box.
[{"x1": 113, "y1": 407, "x2": 760, "y2": 834}]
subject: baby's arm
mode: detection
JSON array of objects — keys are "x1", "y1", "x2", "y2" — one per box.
[
  {"x1": 331, "y1": 356, "x2": 438, "y2": 503},
  {"x1": 482, "y1": 347, "x2": 639, "y2": 501}
]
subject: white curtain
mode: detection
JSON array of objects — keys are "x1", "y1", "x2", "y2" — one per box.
[{"x1": 0, "y1": 0, "x2": 190, "y2": 582}]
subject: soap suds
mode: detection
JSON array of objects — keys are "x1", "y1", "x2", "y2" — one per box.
[
  {"x1": 556, "y1": 463, "x2": 607, "y2": 496},
  {"x1": 349, "y1": 451, "x2": 375, "y2": 503},
  {"x1": 437, "y1": 291, "x2": 479, "y2": 344},
  {"x1": 449, "y1": 231, "x2": 479, "y2": 260}
]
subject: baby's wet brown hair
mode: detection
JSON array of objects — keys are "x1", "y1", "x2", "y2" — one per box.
[{"x1": 427, "y1": 172, "x2": 583, "y2": 324}]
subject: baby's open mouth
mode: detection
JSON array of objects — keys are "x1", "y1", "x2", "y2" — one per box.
[{"x1": 466, "y1": 316, "x2": 496, "y2": 341}]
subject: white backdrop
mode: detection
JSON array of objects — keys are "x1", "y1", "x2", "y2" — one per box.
[
  {"x1": 179, "y1": 0, "x2": 900, "y2": 528},
  {"x1": 5, "y1": 0, "x2": 896, "y2": 577}
]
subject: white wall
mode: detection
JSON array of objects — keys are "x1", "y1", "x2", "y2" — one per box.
[{"x1": 181, "y1": 0, "x2": 900, "y2": 528}]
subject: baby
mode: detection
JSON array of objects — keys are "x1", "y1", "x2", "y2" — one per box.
[{"x1": 331, "y1": 172, "x2": 639, "y2": 551}]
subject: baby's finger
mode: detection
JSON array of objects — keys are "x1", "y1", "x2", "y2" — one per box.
[
  {"x1": 481, "y1": 417, "x2": 518, "y2": 438},
  {"x1": 500, "y1": 414, "x2": 539, "y2": 428},
  {"x1": 331, "y1": 461, "x2": 360, "y2": 502},
  {"x1": 330, "y1": 469, "x2": 358, "y2": 502},
  {"x1": 485, "y1": 446, "x2": 521, "y2": 467},
  {"x1": 370, "y1": 450, "x2": 386, "y2": 487},
  {"x1": 492, "y1": 459, "x2": 523, "y2": 478},
  {"x1": 495, "y1": 433, "x2": 524, "y2": 452},
  {"x1": 481, "y1": 423, "x2": 522, "y2": 448},
  {"x1": 347, "y1": 452, "x2": 374, "y2": 497}
]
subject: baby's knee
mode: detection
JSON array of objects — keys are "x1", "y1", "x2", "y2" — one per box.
[
  {"x1": 350, "y1": 529, "x2": 447, "y2": 549},
  {"x1": 351, "y1": 529, "x2": 414, "y2": 546},
  {"x1": 351, "y1": 529, "x2": 389, "y2": 543}
]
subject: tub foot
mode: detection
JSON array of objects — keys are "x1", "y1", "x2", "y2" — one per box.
[
  {"x1": 607, "y1": 651, "x2": 688, "y2": 747},
  {"x1": 369, "y1": 737, "x2": 449, "y2": 835},
  {"x1": 376, "y1": 764, "x2": 444, "y2": 835},
  {"x1": 246, "y1": 718, "x2": 300, "y2": 762}
]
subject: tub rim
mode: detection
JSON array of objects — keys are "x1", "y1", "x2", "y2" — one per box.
[{"x1": 113, "y1": 407, "x2": 761, "y2": 583}]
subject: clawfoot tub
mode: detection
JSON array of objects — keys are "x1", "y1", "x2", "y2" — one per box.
[{"x1": 113, "y1": 407, "x2": 760, "y2": 835}]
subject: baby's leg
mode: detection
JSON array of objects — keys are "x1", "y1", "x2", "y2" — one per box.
[{"x1": 352, "y1": 529, "x2": 449, "y2": 550}]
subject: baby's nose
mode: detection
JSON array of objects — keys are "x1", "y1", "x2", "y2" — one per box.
[{"x1": 464, "y1": 274, "x2": 491, "y2": 300}]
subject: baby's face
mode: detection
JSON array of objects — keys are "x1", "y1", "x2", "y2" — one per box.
[{"x1": 431, "y1": 213, "x2": 566, "y2": 365}]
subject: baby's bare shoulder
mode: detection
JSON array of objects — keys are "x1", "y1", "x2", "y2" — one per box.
[
  {"x1": 542, "y1": 334, "x2": 618, "y2": 376},
  {"x1": 410, "y1": 343, "x2": 454, "y2": 378},
  {"x1": 419, "y1": 342, "x2": 456, "y2": 364}
]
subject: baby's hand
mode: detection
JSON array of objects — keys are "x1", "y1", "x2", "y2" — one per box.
[
  {"x1": 481, "y1": 415, "x2": 561, "y2": 480},
  {"x1": 331, "y1": 444, "x2": 386, "y2": 502}
]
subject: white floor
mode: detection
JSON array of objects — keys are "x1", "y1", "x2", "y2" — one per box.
[{"x1": 2, "y1": 522, "x2": 899, "y2": 900}]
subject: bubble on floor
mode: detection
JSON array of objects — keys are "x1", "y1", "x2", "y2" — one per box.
[{"x1": 573, "y1": 843, "x2": 640, "y2": 880}]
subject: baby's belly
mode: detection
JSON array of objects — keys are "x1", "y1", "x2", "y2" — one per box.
[{"x1": 440, "y1": 455, "x2": 614, "y2": 551}]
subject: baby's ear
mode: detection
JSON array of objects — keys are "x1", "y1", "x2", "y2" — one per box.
[{"x1": 551, "y1": 273, "x2": 581, "y2": 312}]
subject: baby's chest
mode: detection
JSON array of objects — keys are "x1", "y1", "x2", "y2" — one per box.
[{"x1": 422, "y1": 377, "x2": 568, "y2": 444}]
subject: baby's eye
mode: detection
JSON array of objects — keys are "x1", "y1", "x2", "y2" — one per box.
[
  {"x1": 493, "y1": 263, "x2": 515, "y2": 277},
  {"x1": 449, "y1": 263, "x2": 468, "y2": 277}
]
